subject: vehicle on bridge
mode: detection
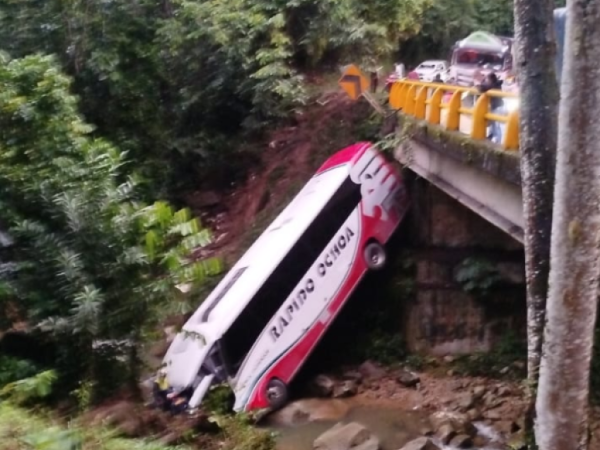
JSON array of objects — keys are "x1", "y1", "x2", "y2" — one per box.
[
  {"x1": 413, "y1": 60, "x2": 449, "y2": 82},
  {"x1": 161, "y1": 143, "x2": 409, "y2": 413},
  {"x1": 448, "y1": 31, "x2": 514, "y2": 87}
]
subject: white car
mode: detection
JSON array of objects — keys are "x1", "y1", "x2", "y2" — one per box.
[{"x1": 414, "y1": 60, "x2": 449, "y2": 82}]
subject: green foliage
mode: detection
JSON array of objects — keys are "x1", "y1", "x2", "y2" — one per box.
[
  {"x1": 289, "y1": 0, "x2": 429, "y2": 69},
  {"x1": 401, "y1": 0, "x2": 568, "y2": 64},
  {"x1": 355, "y1": 330, "x2": 407, "y2": 365},
  {"x1": 0, "y1": 54, "x2": 222, "y2": 398},
  {"x1": 454, "y1": 257, "x2": 502, "y2": 297},
  {"x1": 0, "y1": 370, "x2": 57, "y2": 404},
  {"x1": 0, "y1": 0, "x2": 436, "y2": 197},
  {"x1": 452, "y1": 330, "x2": 526, "y2": 379},
  {"x1": 0, "y1": 403, "x2": 190, "y2": 450},
  {"x1": 0, "y1": 355, "x2": 40, "y2": 387},
  {"x1": 212, "y1": 415, "x2": 277, "y2": 450},
  {"x1": 203, "y1": 383, "x2": 234, "y2": 415}
]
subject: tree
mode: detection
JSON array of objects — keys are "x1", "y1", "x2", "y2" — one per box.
[
  {"x1": 535, "y1": 1, "x2": 600, "y2": 449},
  {"x1": 0, "y1": 53, "x2": 222, "y2": 397},
  {"x1": 513, "y1": 0, "x2": 559, "y2": 445},
  {"x1": 399, "y1": 0, "x2": 478, "y2": 63}
]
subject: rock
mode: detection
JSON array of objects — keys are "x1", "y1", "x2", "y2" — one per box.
[
  {"x1": 472, "y1": 436, "x2": 488, "y2": 448},
  {"x1": 333, "y1": 380, "x2": 359, "y2": 398},
  {"x1": 512, "y1": 361, "x2": 526, "y2": 370},
  {"x1": 457, "y1": 393, "x2": 475, "y2": 411},
  {"x1": 267, "y1": 399, "x2": 350, "y2": 426},
  {"x1": 450, "y1": 434, "x2": 473, "y2": 448},
  {"x1": 446, "y1": 369, "x2": 455, "y2": 377},
  {"x1": 494, "y1": 420, "x2": 519, "y2": 435},
  {"x1": 500, "y1": 366, "x2": 510, "y2": 375},
  {"x1": 472, "y1": 386, "x2": 486, "y2": 400},
  {"x1": 397, "y1": 370, "x2": 420, "y2": 388},
  {"x1": 398, "y1": 437, "x2": 440, "y2": 450},
  {"x1": 466, "y1": 408, "x2": 483, "y2": 422},
  {"x1": 419, "y1": 425, "x2": 435, "y2": 436},
  {"x1": 429, "y1": 411, "x2": 477, "y2": 437},
  {"x1": 485, "y1": 409, "x2": 504, "y2": 421},
  {"x1": 497, "y1": 385, "x2": 512, "y2": 397},
  {"x1": 507, "y1": 432, "x2": 527, "y2": 450},
  {"x1": 311, "y1": 374, "x2": 336, "y2": 397},
  {"x1": 343, "y1": 370, "x2": 363, "y2": 383},
  {"x1": 358, "y1": 360, "x2": 387, "y2": 380},
  {"x1": 313, "y1": 422, "x2": 379, "y2": 450},
  {"x1": 436, "y1": 423, "x2": 456, "y2": 444},
  {"x1": 443, "y1": 355, "x2": 455, "y2": 363}
]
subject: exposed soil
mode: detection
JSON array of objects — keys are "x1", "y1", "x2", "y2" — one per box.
[{"x1": 183, "y1": 92, "x2": 376, "y2": 265}]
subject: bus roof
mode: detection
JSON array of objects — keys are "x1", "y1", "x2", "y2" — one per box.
[{"x1": 183, "y1": 143, "x2": 370, "y2": 338}]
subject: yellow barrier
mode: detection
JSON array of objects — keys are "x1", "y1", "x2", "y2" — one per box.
[{"x1": 389, "y1": 80, "x2": 519, "y2": 151}]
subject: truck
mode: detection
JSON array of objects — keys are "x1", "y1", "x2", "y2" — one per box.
[{"x1": 447, "y1": 31, "x2": 514, "y2": 87}]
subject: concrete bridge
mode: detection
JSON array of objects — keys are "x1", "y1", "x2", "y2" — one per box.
[{"x1": 388, "y1": 80, "x2": 524, "y2": 243}]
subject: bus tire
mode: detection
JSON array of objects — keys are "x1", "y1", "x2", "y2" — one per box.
[
  {"x1": 266, "y1": 378, "x2": 288, "y2": 410},
  {"x1": 364, "y1": 241, "x2": 386, "y2": 270}
]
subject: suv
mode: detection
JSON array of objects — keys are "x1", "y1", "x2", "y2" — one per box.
[{"x1": 414, "y1": 60, "x2": 449, "y2": 82}]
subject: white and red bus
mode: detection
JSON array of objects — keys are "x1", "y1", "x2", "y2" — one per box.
[{"x1": 162, "y1": 142, "x2": 409, "y2": 412}]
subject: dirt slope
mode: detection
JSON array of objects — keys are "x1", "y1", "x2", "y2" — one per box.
[{"x1": 186, "y1": 92, "x2": 378, "y2": 265}]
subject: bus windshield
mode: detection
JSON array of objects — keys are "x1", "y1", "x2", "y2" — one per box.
[{"x1": 456, "y1": 50, "x2": 504, "y2": 67}]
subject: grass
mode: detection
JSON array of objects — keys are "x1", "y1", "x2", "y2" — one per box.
[
  {"x1": 0, "y1": 403, "x2": 188, "y2": 450},
  {"x1": 0, "y1": 403, "x2": 277, "y2": 450}
]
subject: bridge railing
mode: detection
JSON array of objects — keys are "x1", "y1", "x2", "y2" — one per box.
[{"x1": 389, "y1": 80, "x2": 520, "y2": 151}]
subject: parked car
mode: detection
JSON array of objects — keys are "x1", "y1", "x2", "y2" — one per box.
[{"x1": 413, "y1": 60, "x2": 449, "y2": 82}]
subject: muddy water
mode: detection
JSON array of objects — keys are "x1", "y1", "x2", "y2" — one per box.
[{"x1": 270, "y1": 404, "x2": 431, "y2": 450}]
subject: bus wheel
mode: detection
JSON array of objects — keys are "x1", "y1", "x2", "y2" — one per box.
[
  {"x1": 364, "y1": 242, "x2": 386, "y2": 270},
  {"x1": 266, "y1": 378, "x2": 288, "y2": 410}
]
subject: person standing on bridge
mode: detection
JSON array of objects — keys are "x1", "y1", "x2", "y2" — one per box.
[{"x1": 477, "y1": 72, "x2": 504, "y2": 143}]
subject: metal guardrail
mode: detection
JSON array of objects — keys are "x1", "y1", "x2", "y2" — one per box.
[{"x1": 389, "y1": 80, "x2": 519, "y2": 151}]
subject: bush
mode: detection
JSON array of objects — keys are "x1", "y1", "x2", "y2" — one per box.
[
  {"x1": 452, "y1": 330, "x2": 526, "y2": 379},
  {"x1": 213, "y1": 415, "x2": 276, "y2": 450},
  {"x1": 0, "y1": 403, "x2": 189, "y2": 450},
  {"x1": 202, "y1": 383, "x2": 234, "y2": 415},
  {"x1": 0, "y1": 355, "x2": 39, "y2": 387}
]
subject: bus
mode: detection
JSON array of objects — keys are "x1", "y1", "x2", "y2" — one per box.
[{"x1": 162, "y1": 142, "x2": 410, "y2": 413}]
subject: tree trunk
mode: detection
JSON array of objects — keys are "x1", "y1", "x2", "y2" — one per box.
[
  {"x1": 513, "y1": 0, "x2": 559, "y2": 445},
  {"x1": 535, "y1": 1, "x2": 600, "y2": 449}
]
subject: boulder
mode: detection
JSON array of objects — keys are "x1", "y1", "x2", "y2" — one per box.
[
  {"x1": 398, "y1": 437, "x2": 440, "y2": 450},
  {"x1": 457, "y1": 393, "x2": 475, "y2": 411},
  {"x1": 466, "y1": 408, "x2": 483, "y2": 422},
  {"x1": 429, "y1": 411, "x2": 477, "y2": 437},
  {"x1": 313, "y1": 422, "x2": 379, "y2": 450},
  {"x1": 436, "y1": 423, "x2": 456, "y2": 444},
  {"x1": 497, "y1": 385, "x2": 512, "y2": 397},
  {"x1": 397, "y1": 370, "x2": 420, "y2": 388},
  {"x1": 311, "y1": 374, "x2": 336, "y2": 397},
  {"x1": 493, "y1": 420, "x2": 519, "y2": 435},
  {"x1": 343, "y1": 369, "x2": 363, "y2": 383},
  {"x1": 333, "y1": 380, "x2": 359, "y2": 398},
  {"x1": 358, "y1": 360, "x2": 387, "y2": 380},
  {"x1": 267, "y1": 399, "x2": 350, "y2": 426},
  {"x1": 485, "y1": 408, "x2": 504, "y2": 421},
  {"x1": 472, "y1": 386, "x2": 486, "y2": 400},
  {"x1": 449, "y1": 434, "x2": 473, "y2": 448}
]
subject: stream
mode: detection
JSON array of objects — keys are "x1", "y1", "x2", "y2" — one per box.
[{"x1": 266, "y1": 401, "x2": 505, "y2": 450}]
